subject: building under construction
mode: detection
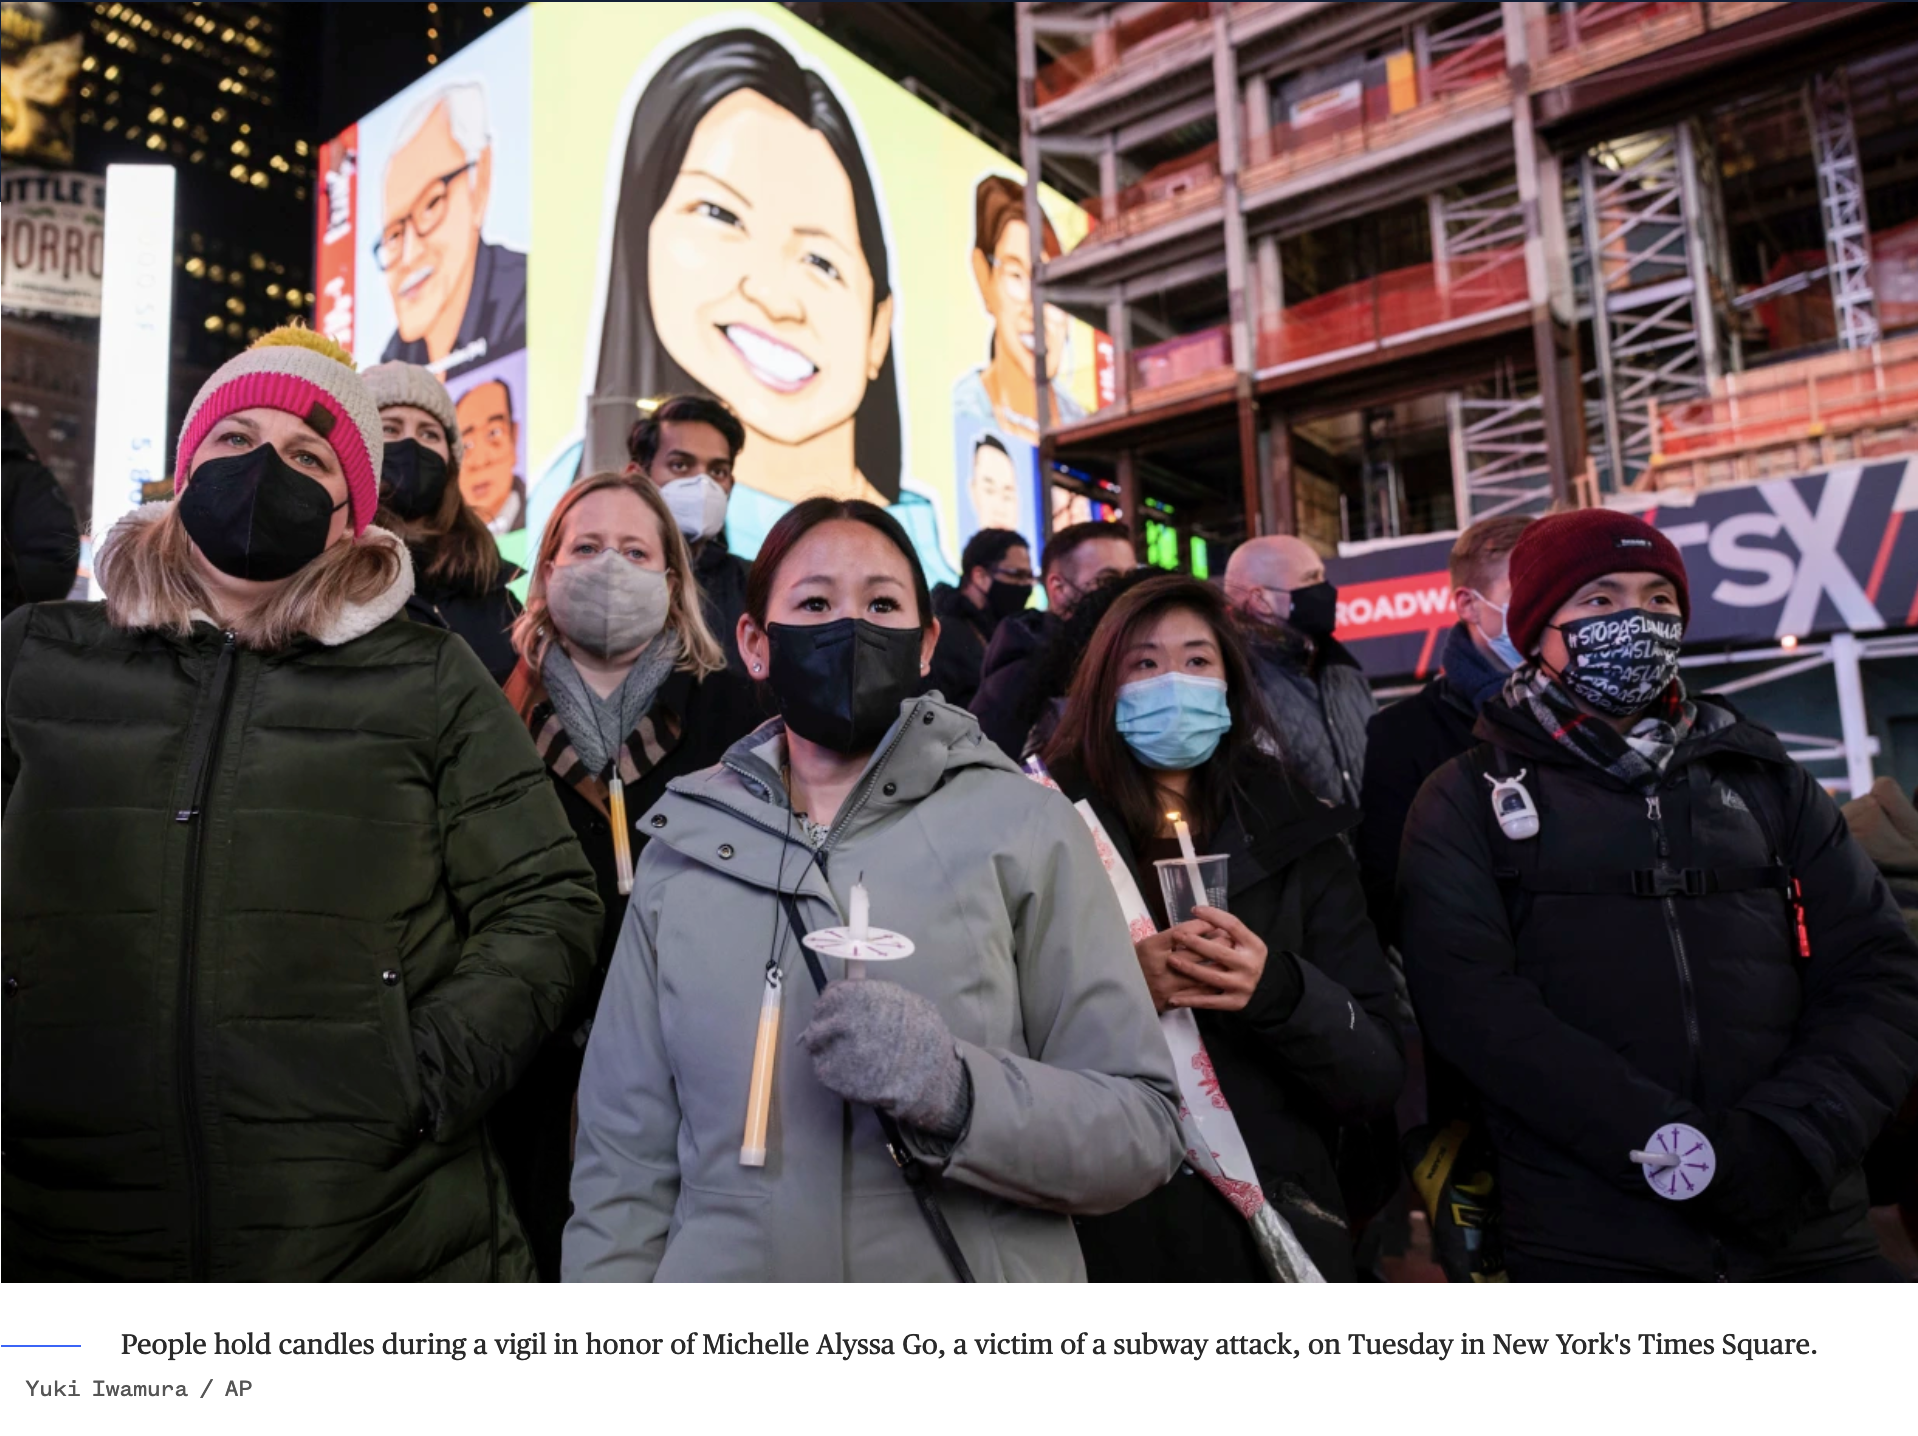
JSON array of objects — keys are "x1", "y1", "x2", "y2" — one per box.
[{"x1": 1017, "y1": 0, "x2": 1918, "y2": 795}]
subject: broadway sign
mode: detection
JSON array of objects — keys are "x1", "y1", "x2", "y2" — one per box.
[{"x1": 1324, "y1": 457, "x2": 1918, "y2": 679}]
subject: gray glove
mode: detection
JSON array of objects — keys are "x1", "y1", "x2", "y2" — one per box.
[{"x1": 799, "y1": 979, "x2": 973, "y2": 1138}]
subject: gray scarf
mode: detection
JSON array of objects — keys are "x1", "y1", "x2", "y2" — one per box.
[{"x1": 541, "y1": 629, "x2": 681, "y2": 780}]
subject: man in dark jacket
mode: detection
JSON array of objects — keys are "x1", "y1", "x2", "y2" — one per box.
[
  {"x1": 2, "y1": 409, "x2": 79, "y2": 616},
  {"x1": 971, "y1": 519, "x2": 1135, "y2": 757},
  {"x1": 1399, "y1": 508, "x2": 1918, "y2": 1281},
  {"x1": 927, "y1": 526, "x2": 1031, "y2": 708},
  {"x1": 1225, "y1": 534, "x2": 1374, "y2": 807},
  {"x1": 627, "y1": 394, "x2": 752, "y2": 677},
  {"x1": 1359, "y1": 514, "x2": 1530, "y2": 946}
]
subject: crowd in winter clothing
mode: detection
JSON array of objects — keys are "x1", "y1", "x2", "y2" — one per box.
[{"x1": 4, "y1": 328, "x2": 1915, "y2": 1283}]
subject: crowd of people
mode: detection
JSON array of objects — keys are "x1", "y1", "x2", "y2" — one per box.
[{"x1": 3, "y1": 324, "x2": 1916, "y2": 1283}]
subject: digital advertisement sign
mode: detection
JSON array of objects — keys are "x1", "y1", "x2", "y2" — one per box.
[{"x1": 317, "y1": 3, "x2": 1112, "y2": 580}]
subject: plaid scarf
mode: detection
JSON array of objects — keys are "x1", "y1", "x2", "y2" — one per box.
[
  {"x1": 527, "y1": 670, "x2": 684, "y2": 818},
  {"x1": 1501, "y1": 662, "x2": 1696, "y2": 792}
]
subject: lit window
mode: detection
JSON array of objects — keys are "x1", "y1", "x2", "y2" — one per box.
[
  {"x1": 266, "y1": 283, "x2": 282, "y2": 299},
  {"x1": 203, "y1": 315, "x2": 221, "y2": 332},
  {"x1": 209, "y1": 264, "x2": 225, "y2": 281},
  {"x1": 250, "y1": 171, "x2": 268, "y2": 189},
  {"x1": 427, "y1": 54, "x2": 438, "y2": 65},
  {"x1": 226, "y1": 321, "x2": 241, "y2": 339},
  {"x1": 228, "y1": 163, "x2": 246, "y2": 181},
  {"x1": 230, "y1": 139, "x2": 249, "y2": 157},
  {"x1": 250, "y1": 253, "x2": 265, "y2": 270},
  {"x1": 146, "y1": 132, "x2": 165, "y2": 151},
  {"x1": 294, "y1": 139, "x2": 308, "y2": 156},
  {"x1": 287, "y1": 289, "x2": 304, "y2": 307},
  {"x1": 185, "y1": 257, "x2": 205, "y2": 277},
  {"x1": 226, "y1": 297, "x2": 244, "y2": 316},
  {"x1": 210, "y1": 108, "x2": 226, "y2": 123},
  {"x1": 239, "y1": 123, "x2": 250, "y2": 135}
]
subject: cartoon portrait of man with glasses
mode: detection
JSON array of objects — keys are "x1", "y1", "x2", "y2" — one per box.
[{"x1": 375, "y1": 81, "x2": 526, "y2": 380}]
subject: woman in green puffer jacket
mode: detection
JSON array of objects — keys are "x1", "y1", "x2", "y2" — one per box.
[{"x1": 1, "y1": 327, "x2": 602, "y2": 1281}]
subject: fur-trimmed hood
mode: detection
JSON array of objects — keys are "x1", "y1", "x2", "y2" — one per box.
[{"x1": 99, "y1": 501, "x2": 414, "y2": 647}]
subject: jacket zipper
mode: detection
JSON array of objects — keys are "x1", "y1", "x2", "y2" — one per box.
[
  {"x1": 173, "y1": 631, "x2": 238, "y2": 1280},
  {"x1": 1646, "y1": 794, "x2": 1702, "y2": 1093}
]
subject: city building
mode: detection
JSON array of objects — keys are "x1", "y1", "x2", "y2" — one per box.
[{"x1": 1016, "y1": 1, "x2": 1918, "y2": 792}]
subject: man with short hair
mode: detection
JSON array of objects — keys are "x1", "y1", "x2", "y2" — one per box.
[
  {"x1": 1358, "y1": 513, "x2": 1531, "y2": 945},
  {"x1": 626, "y1": 393, "x2": 751, "y2": 676},
  {"x1": 1399, "y1": 508, "x2": 1918, "y2": 1281},
  {"x1": 1224, "y1": 534, "x2": 1374, "y2": 808},
  {"x1": 927, "y1": 528, "x2": 1032, "y2": 708},
  {"x1": 970, "y1": 520, "x2": 1134, "y2": 757},
  {"x1": 377, "y1": 83, "x2": 526, "y2": 380},
  {"x1": 455, "y1": 378, "x2": 524, "y2": 534}
]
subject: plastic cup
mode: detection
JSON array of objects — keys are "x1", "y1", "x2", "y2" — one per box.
[{"x1": 1154, "y1": 855, "x2": 1230, "y2": 928}]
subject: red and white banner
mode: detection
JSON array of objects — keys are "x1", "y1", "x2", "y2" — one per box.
[{"x1": 313, "y1": 124, "x2": 357, "y2": 354}]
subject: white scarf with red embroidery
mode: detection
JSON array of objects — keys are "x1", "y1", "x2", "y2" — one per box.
[{"x1": 1024, "y1": 760, "x2": 1324, "y2": 1283}]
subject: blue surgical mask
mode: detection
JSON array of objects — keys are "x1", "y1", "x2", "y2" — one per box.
[
  {"x1": 1472, "y1": 590, "x2": 1525, "y2": 671},
  {"x1": 1115, "y1": 672, "x2": 1232, "y2": 771}
]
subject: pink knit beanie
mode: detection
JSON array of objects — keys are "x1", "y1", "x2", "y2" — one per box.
[{"x1": 173, "y1": 327, "x2": 382, "y2": 536}]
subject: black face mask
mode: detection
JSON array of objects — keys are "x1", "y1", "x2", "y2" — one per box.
[
  {"x1": 379, "y1": 438, "x2": 450, "y2": 521},
  {"x1": 987, "y1": 579, "x2": 1033, "y2": 621},
  {"x1": 765, "y1": 618, "x2": 924, "y2": 755},
  {"x1": 1551, "y1": 607, "x2": 1684, "y2": 717},
  {"x1": 1286, "y1": 579, "x2": 1338, "y2": 638},
  {"x1": 178, "y1": 444, "x2": 347, "y2": 582}
]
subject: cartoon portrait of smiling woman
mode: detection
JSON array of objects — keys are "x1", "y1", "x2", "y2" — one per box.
[{"x1": 587, "y1": 28, "x2": 951, "y2": 571}]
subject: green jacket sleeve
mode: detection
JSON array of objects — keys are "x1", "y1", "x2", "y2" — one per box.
[
  {"x1": 564, "y1": 855, "x2": 680, "y2": 1281},
  {"x1": 910, "y1": 787, "x2": 1183, "y2": 1214},
  {"x1": 411, "y1": 634, "x2": 602, "y2": 1142}
]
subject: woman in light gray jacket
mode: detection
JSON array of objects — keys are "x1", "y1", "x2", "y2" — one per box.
[{"x1": 565, "y1": 498, "x2": 1181, "y2": 1282}]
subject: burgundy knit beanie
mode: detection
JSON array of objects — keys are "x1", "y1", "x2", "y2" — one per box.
[{"x1": 1506, "y1": 508, "x2": 1690, "y2": 654}]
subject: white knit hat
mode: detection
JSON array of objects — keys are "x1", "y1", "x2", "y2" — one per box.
[{"x1": 362, "y1": 361, "x2": 463, "y2": 465}]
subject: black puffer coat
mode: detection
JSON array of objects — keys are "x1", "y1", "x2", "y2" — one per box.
[
  {"x1": 969, "y1": 608, "x2": 1057, "y2": 758},
  {"x1": 405, "y1": 554, "x2": 523, "y2": 685},
  {"x1": 2, "y1": 526, "x2": 602, "y2": 1281},
  {"x1": 1053, "y1": 757, "x2": 1404, "y2": 1280},
  {"x1": 693, "y1": 534, "x2": 753, "y2": 678},
  {"x1": 1399, "y1": 695, "x2": 1918, "y2": 1280}
]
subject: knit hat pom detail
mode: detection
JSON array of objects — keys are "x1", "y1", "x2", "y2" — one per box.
[{"x1": 250, "y1": 322, "x2": 357, "y2": 371}]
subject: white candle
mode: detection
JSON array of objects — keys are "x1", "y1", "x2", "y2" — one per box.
[
  {"x1": 847, "y1": 880, "x2": 871, "y2": 980},
  {"x1": 1168, "y1": 810, "x2": 1207, "y2": 915},
  {"x1": 850, "y1": 881, "x2": 870, "y2": 942}
]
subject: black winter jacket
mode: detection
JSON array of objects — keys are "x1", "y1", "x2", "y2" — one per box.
[
  {"x1": 2, "y1": 415, "x2": 79, "y2": 616},
  {"x1": 1054, "y1": 757, "x2": 1405, "y2": 1280},
  {"x1": 1399, "y1": 695, "x2": 1918, "y2": 1279},
  {"x1": 1, "y1": 558, "x2": 602, "y2": 1281},
  {"x1": 1357, "y1": 625, "x2": 1495, "y2": 947},
  {"x1": 693, "y1": 534, "x2": 753, "y2": 678},
  {"x1": 1244, "y1": 630, "x2": 1375, "y2": 808},
  {"x1": 926, "y1": 584, "x2": 996, "y2": 708},
  {"x1": 405, "y1": 553, "x2": 523, "y2": 685},
  {"x1": 969, "y1": 608, "x2": 1058, "y2": 758}
]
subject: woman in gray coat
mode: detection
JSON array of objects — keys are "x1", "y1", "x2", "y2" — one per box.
[{"x1": 565, "y1": 498, "x2": 1181, "y2": 1281}]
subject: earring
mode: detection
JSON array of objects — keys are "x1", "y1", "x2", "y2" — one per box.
[{"x1": 752, "y1": 663, "x2": 762, "y2": 674}]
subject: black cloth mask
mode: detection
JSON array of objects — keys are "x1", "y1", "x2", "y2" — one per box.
[
  {"x1": 1550, "y1": 607, "x2": 1684, "y2": 717},
  {"x1": 987, "y1": 579, "x2": 1034, "y2": 622},
  {"x1": 178, "y1": 444, "x2": 347, "y2": 582},
  {"x1": 765, "y1": 618, "x2": 924, "y2": 755},
  {"x1": 379, "y1": 438, "x2": 450, "y2": 521},
  {"x1": 1286, "y1": 580, "x2": 1338, "y2": 638}
]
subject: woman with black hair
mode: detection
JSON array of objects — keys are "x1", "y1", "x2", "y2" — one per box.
[
  {"x1": 565, "y1": 497, "x2": 1180, "y2": 1281},
  {"x1": 586, "y1": 27, "x2": 953, "y2": 579},
  {"x1": 1041, "y1": 575, "x2": 1404, "y2": 1281}
]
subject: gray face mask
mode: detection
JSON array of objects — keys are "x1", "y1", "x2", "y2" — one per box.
[{"x1": 544, "y1": 551, "x2": 671, "y2": 659}]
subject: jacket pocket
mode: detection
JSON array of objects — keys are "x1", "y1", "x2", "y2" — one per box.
[{"x1": 375, "y1": 959, "x2": 427, "y2": 1135}]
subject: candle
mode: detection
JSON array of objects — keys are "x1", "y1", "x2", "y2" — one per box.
[
  {"x1": 847, "y1": 880, "x2": 871, "y2": 980},
  {"x1": 1168, "y1": 809, "x2": 1207, "y2": 916},
  {"x1": 740, "y1": 969, "x2": 783, "y2": 1167}
]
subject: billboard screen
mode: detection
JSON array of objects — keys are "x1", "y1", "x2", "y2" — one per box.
[
  {"x1": 319, "y1": 3, "x2": 1111, "y2": 580},
  {"x1": 313, "y1": 10, "x2": 533, "y2": 563},
  {"x1": 527, "y1": 2, "x2": 1109, "y2": 582},
  {"x1": 1325, "y1": 459, "x2": 1918, "y2": 680}
]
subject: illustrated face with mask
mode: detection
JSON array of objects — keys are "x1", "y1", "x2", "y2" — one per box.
[
  {"x1": 543, "y1": 486, "x2": 673, "y2": 660},
  {"x1": 644, "y1": 417, "x2": 737, "y2": 544},
  {"x1": 179, "y1": 407, "x2": 354, "y2": 583},
  {"x1": 1114, "y1": 606, "x2": 1234, "y2": 772},
  {"x1": 741, "y1": 517, "x2": 936, "y2": 755},
  {"x1": 378, "y1": 403, "x2": 453, "y2": 522},
  {"x1": 1537, "y1": 572, "x2": 1685, "y2": 719}
]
